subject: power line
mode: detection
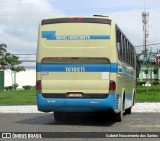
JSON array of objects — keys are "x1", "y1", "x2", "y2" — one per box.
[
  {"x1": 12, "y1": 54, "x2": 36, "y2": 55},
  {"x1": 134, "y1": 43, "x2": 160, "y2": 47}
]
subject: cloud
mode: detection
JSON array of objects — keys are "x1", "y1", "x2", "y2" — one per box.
[
  {"x1": 110, "y1": 10, "x2": 160, "y2": 52},
  {"x1": 0, "y1": 0, "x2": 160, "y2": 54},
  {"x1": 149, "y1": 11, "x2": 160, "y2": 43},
  {"x1": 0, "y1": 0, "x2": 65, "y2": 54},
  {"x1": 110, "y1": 11, "x2": 143, "y2": 45}
]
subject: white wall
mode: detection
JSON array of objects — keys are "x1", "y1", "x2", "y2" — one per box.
[
  {"x1": 4, "y1": 69, "x2": 36, "y2": 88},
  {"x1": 141, "y1": 71, "x2": 158, "y2": 79}
]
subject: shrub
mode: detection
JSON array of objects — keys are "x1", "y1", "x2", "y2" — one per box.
[
  {"x1": 23, "y1": 85, "x2": 32, "y2": 90},
  {"x1": 4, "y1": 86, "x2": 13, "y2": 91},
  {"x1": 31, "y1": 86, "x2": 36, "y2": 90},
  {"x1": 152, "y1": 81, "x2": 159, "y2": 86},
  {"x1": 137, "y1": 82, "x2": 146, "y2": 86},
  {"x1": 13, "y1": 83, "x2": 18, "y2": 90}
]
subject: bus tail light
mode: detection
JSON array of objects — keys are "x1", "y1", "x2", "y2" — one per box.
[
  {"x1": 36, "y1": 80, "x2": 42, "y2": 93},
  {"x1": 69, "y1": 17, "x2": 83, "y2": 20},
  {"x1": 109, "y1": 80, "x2": 116, "y2": 92}
]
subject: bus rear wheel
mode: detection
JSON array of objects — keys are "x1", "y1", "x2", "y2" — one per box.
[
  {"x1": 125, "y1": 107, "x2": 132, "y2": 115},
  {"x1": 114, "y1": 95, "x2": 124, "y2": 122},
  {"x1": 54, "y1": 111, "x2": 63, "y2": 122},
  {"x1": 114, "y1": 111, "x2": 123, "y2": 122}
]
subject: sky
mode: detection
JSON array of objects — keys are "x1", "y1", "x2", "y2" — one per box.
[{"x1": 0, "y1": 0, "x2": 160, "y2": 55}]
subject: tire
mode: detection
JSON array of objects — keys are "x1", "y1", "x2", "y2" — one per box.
[
  {"x1": 114, "y1": 97, "x2": 124, "y2": 122},
  {"x1": 132, "y1": 93, "x2": 136, "y2": 106},
  {"x1": 114, "y1": 110, "x2": 123, "y2": 122},
  {"x1": 125, "y1": 107, "x2": 132, "y2": 115},
  {"x1": 54, "y1": 111, "x2": 63, "y2": 122}
]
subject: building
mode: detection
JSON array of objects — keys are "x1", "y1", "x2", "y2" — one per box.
[{"x1": 137, "y1": 52, "x2": 160, "y2": 82}]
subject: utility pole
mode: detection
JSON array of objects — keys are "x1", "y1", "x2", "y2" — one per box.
[
  {"x1": 142, "y1": 0, "x2": 149, "y2": 93},
  {"x1": 142, "y1": 11, "x2": 149, "y2": 53}
]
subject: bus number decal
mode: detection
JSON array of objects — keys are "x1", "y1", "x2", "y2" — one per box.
[{"x1": 65, "y1": 67, "x2": 85, "y2": 72}]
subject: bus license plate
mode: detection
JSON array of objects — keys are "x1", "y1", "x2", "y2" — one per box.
[{"x1": 67, "y1": 93, "x2": 83, "y2": 98}]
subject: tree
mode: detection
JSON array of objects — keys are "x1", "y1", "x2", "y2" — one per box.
[
  {"x1": 0, "y1": 44, "x2": 7, "y2": 56},
  {"x1": 0, "y1": 53, "x2": 25, "y2": 88}
]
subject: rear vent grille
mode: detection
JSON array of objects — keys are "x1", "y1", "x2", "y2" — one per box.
[{"x1": 116, "y1": 95, "x2": 119, "y2": 109}]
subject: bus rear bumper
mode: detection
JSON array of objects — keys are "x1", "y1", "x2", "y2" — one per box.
[{"x1": 36, "y1": 93, "x2": 121, "y2": 113}]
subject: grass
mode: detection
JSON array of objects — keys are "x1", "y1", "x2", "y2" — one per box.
[
  {"x1": 136, "y1": 86, "x2": 160, "y2": 102},
  {"x1": 0, "y1": 90, "x2": 36, "y2": 105},
  {"x1": 0, "y1": 86, "x2": 160, "y2": 105}
]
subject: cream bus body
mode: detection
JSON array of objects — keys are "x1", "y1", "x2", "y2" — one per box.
[{"x1": 36, "y1": 16, "x2": 136, "y2": 122}]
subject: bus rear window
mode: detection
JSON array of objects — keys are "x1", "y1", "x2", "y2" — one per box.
[
  {"x1": 41, "y1": 57, "x2": 110, "y2": 64},
  {"x1": 42, "y1": 18, "x2": 111, "y2": 25}
]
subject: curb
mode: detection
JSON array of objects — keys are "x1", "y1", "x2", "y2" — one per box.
[{"x1": 0, "y1": 103, "x2": 160, "y2": 113}]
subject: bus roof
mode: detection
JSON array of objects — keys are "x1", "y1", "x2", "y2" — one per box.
[
  {"x1": 42, "y1": 15, "x2": 112, "y2": 20},
  {"x1": 41, "y1": 16, "x2": 113, "y2": 25}
]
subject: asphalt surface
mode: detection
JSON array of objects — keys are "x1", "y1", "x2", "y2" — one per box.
[
  {"x1": 1, "y1": 103, "x2": 160, "y2": 113},
  {"x1": 0, "y1": 112, "x2": 160, "y2": 141}
]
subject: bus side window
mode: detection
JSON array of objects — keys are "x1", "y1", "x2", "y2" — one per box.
[
  {"x1": 120, "y1": 34, "x2": 123, "y2": 59},
  {"x1": 126, "y1": 40, "x2": 129, "y2": 63},
  {"x1": 128, "y1": 43, "x2": 130, "y2": 65},
  {"x1": 133, "y1": 49, "x2": 135, "y2": 68},
  {"x1": 116, "y1": 28, "x2": 121, "y2": 57},
  {"x1": 129, "y1": 44, "x2": 132, "y2": 65},
  {"x1": 131, "y1": 46, "x2": 134, "y2": 67},
  {"x1": 123, "y1": 36, "x2": 126, "y2": 61},
  {"x1": 121, "y1": 36, "x2": 124, "y2": 60}
]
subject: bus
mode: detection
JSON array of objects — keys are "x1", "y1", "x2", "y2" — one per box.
[{"x1": 36, "y1": 15, "x2": 136, "y2": 122}]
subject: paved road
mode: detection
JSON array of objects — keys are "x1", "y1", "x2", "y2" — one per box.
[
  {"x1": 1, "y1": 103, "x2": 160, "y2": 113},
  {"x1": 0, "y1": 113, "x2": 160, "y2": 141}
]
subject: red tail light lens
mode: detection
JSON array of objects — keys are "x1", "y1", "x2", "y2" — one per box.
[
  {"x1": 36, "y1": 80, "x2": 41, "y2": 93},
  {"x1": 70, "y1": 17, "x2": 75, "y2": 20},
  {"x1": 69, "y1": 17, "x2": 83, "y2": 20},
  {"x1": 109, "y1": 80, "x2": 116, "y2": 92}
]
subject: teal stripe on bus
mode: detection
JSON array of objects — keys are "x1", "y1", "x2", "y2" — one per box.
[{"x1": 36, "y1": 63, "x2": 118, "y2": 73}]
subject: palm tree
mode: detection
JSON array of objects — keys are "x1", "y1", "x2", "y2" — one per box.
[{"x1": 0, "y1": 44, "x2": 7, "y2": 56}]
